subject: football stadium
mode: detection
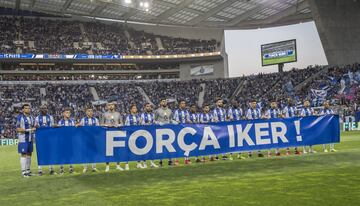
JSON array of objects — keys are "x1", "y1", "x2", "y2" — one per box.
[{"x1": 0, "y1": 0, "x2": 360, "y2": 205}]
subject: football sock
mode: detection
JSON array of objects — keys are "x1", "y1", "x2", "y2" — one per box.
[{"x1": 20, "y1": 157, "x2": 26, "y2": 173}]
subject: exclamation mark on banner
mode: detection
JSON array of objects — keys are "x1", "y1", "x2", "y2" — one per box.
[{"x1": 294, "y1": 120, "x2": 302, "y2": 142}]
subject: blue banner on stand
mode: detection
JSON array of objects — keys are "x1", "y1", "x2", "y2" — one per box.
[
  {"x1": 0, "y1": 53, "x2": 122, "y2": 59},
  {"x1": 36, "y1": 115, "x2": 340, "y2": 165}
]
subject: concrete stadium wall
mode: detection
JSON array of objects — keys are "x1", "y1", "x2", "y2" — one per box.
[
  {"x1": 125, "y1": 23, "x2": 223, "y2": 41},
  {"x1": 70, "y1": 15, "x2": 223, "y2": 41},
  {"x1": 18, "y1": 15, "x2": 223, "y2": 41},
  {"x1": 308, "y1": 0, "x2": 360, "y2": 66}
]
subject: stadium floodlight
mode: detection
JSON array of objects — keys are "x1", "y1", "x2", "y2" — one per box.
[
  {"x1": 144, "y1": 1, "x2": 149, "y2": 8},
  {"x1": 140, "y1": 1, "x2": 144, "y2": 7},
  {"x1": 124, "y1": 0, "x2": 132, "y2": 4}
]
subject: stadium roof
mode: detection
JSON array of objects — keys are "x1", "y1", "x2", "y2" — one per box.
[{"x1": 0, "y1": 0, "x2": 313, "y2": 29}]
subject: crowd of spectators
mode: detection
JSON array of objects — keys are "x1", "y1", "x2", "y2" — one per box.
[
  {"x1": 142, "y1": 79, "x2": 203, "y2": 107},
  {"x1": 0, "y1": 63, "x2": 359, "y2": 139},
  {"x1": 19, "y1": 17, "x2": 86, "y2": 54},
  {"x1": 0, "y1": 16, "x2": 219, "y2": 55},
  {"x1": 1, "y1": 63, "x2": 179, "y2": 71},
  {"x1": 1, "y1": 74, "x2": 179, "y2": 81},
  {"x1": 0, "y1": 16, "x2": 16, "y2": 53},
  {"x1": 43, "y1": 84, "x2": 93, "y2": 120},
  {"x1": 0, "y1": 63, "x2": 180, "y2": 81},
  {"x1": 0, "y1": 85, "x2": 41, "y2": 139},
  {"x1": 83, "y1": 21, "x2": 129, "y2": 55},
  {"x1": 94, "y1": 83, "x2": 145, "y2": 116}
]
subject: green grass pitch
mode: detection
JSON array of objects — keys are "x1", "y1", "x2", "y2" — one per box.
[
  {"x1": 1, "y1": 131, "x2": 360, "y2": 206},
  {"x1": 263, "y1": 54, "x2": 296, "y2": 66}
]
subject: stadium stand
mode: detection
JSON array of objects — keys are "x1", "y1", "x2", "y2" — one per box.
[
  {"x1": 1, "y1": 63, "x2": 359, "y2": 139},
  {"x1": 0, "y1": 16, "x2": 219, "y2": 55}
]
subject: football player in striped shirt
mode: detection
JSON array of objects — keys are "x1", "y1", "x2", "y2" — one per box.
[
  {"x1": 320, "y1": 101, "x2": 337, "y2": 152},
  {"x1": 246, "y1": 100, "x2": 263, "y2": 157},
  {"x1": 140, "y1": 103, "x2": 158, "y2": 168},
  {"x1": 16, "y1": 104, "x2": 36, "y2": 177},
  {"x1": 227, "y1": 100, "x2": 244, "y2": 160},
  {"x1": 173, "y1": 100, "x2": 190, "y2": 124},
  {"x1": 227, "y1": 100, "x2": 243, "y2": 121},
  {"x1": 199, "y1": 103, "x2": 213, "y2": 162},
  {"x1": 199, "y1": 103, "x2": 213, "y2": 124},
  {"x1": 212, "y1": 98, "x2": 227, "y2": 122},
  {"x1": 58, "y1": 107, "x2": 76, "y2": 174},
  {"x1": 282, "y1": 98, "x2": 299, "y2": 155},
  {"x1": 79, "y1": 106, "x2": 100, "y2": 173},
  {"x1": 172, "y1": 99, "x2": 189, "y2": 165},
  {"x1": 300, "y1": 100, "x2": 316, "y2": 154},
  {"x1": 187, "y1": 104, "x2": 199, "y2": 124},
  {"x1": 212, "y1": 98, "x2": 227, "y2": 160},
  {"x1": 185, "y1": 104, "x2": 199, "y2": 164},
  {"x1": 125, "y1": 104, "x2": 145, "y2": 170},
  {"x1": 34, "y1": 105, "x2": 55, "y2": 176},
  {"x1": 265, "y1": 100, "x2": 282, "y2": 157}
]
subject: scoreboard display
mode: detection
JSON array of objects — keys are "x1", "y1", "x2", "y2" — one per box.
[{"x1": 261, "y1": 39, "x2": 297, "y2": 66}]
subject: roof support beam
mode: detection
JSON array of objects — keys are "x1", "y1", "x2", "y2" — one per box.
[
  {"x1": 153, "y1": 0, "x2": 194, "y2": 22},
  {"x1": 154, "y1": 0, "x2": 202, "y2": 14},
  {"x1": 90, "y1": 2, "x2": 109, "y2": 16},
  {"x1": 0, "y1": 0, "x2": 313, "y2": 29},
  {"x1": 226, "y1": 0, "x2": 300, "y2": 27},
  {"x1": 236, "y1": 13, "x2": 313, "y2": 29},
  {"x1": 121, "y1": 8, "x2": 137, "y2": 20},
  {"x1": 260, "y1": 0, "x2": 309, "y2": 25},
  {"x1": 153, "y1": 0, "x2": 176, "y2": 8},
  {"x1": 237, "y1": 0, "x2": 309, "y2": 27},
  {"x1": 226, "y1": 5, "x2": 269, "y2": 26},
  {"x1": 61, "y1": 0, "x2": 74, "y2": 13},
  {"x1": 187, "y1": 0, "x2": 238, "y2": 26}
]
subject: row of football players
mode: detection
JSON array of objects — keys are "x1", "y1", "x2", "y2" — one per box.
[{"x1": 16, "y1": 97, "x2": 335, "y2": 177}]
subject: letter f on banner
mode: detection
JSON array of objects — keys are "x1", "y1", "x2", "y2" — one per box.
[{"x1": 106, "y1": 131, "x2": 126, "y2": 156}]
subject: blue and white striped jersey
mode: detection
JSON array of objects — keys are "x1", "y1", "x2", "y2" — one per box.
[
  {"x1": 125, "y1": 114, "x2": 141, "y2": 126},
  {"x1": 58, "y1": 119, "x2": 76, "y2": 126},
  {"x1": 16, "y1": 114, "x2": 35, "y2": 143},
  {"x1": 266, "y1": 108, "x2": 281, "y2": 119},
  {"x1": 246, "y1": 108, "x2": 262, "y2": 120},
  {"x1": 140, "y1": 112, "x2": 155, "y2": 125},
  {"x1": 320, "y1": 108, "x2": 334, "y2": 115},
  {"x1": 173, "y1": 109, "x2": 190, "y2": 124},
  {"x1": 300, "y1": 107, "x2": 314, "y2": 117},
  {"x1": 188, "y1": 112, "x2": 199, "y2": 124},
  {"x1": 35, "y1": 114, "x2": 54, "y2": 128},
  {"x1": 227, "y1": 108, "x2": 243, "y2": 121},
  {"x1": 80, "y1": 117, "x2": 100, "y2": 126},
  {"x1": 212, "y1": 107, "x2": 226, "y2": 122},
  {"x1": 199, "y1": 113, "x2": 213, "y2": 124},
  {"x1": 282, "y1": 106, "x2": 297, "y2": 118}
]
